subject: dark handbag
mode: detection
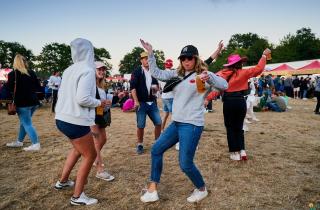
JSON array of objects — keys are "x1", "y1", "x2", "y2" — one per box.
[
  {"x1": 95, "y1": 109, "x2": 111, "y2": 128},
  {"x1": 8, "y1": 71, "x2": 17, "y2": 115},
  {"x1": 95, "y1": 87, "x2": 111, "y2": 128},
  {"x1": 163, "y1": 71, "x2": 194, "y2": 93}
]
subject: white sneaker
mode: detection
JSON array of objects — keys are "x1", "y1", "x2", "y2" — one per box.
[
  {"x1": 23, "y1": 143, "x2": 40, "y2": 151},
  {"x1": 244, "y1": 119, "x2": 252, "y2": 124},
  {"x1": 70, "y1": 192, "x2": 98, "y2": 206},
  {"x1": 96, "y1": 171, "x2": 115, "y2": 181},
  {"x1": 175, "y1": 142, "x2": 180, "y2": 151},
  {"x1": 6, "y1": 141, "x2": 23, "y2": 147},
  {"x1": 230, "y1": 152, "x2": 241, "y2": 161},
  {"x1": 140, "y1": 190, "x2": 159, "y2": 203},
  {"x1": 54, "y1": 180, "x2": 75, "y2": 190},
  {"x1": 240, "y1": 150, "x2": 248, "y2": 161},
  {"x1": 187, "y1": 188, "x2": 208, "y2": 203},
  {"x1": 243, "y1": 124, "x2": 249, "y2": 132},
  {"x1": 252, "y1": 118, "x2": 260, "y2": 122}
]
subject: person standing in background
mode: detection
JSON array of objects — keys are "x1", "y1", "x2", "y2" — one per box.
[
  {"x1": 48, "y1": 71, "x2": 62, "y2": 112},
  {"x1": 6, "y1": 54, "x2": 41, "y2": 151},
  {"x1": 130, "y1": 51, "x2": 162, "y2": 155}
]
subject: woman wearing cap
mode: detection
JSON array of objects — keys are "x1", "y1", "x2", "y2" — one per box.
[
  {"x1": 139, "y1": 39, "x2": 228, "y2": 203},
  {"x1": 91, "y1": 61, "x2": 115, "y2": 182},
  {"x1": 54, "y1": 38, "x2": 109, "y2": 205},
  {"x1": 216, "y1": 49, "x2": 271, "y2": 161}
]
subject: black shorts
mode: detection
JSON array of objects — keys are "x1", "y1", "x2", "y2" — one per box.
[{"x1": 56, "y1": 120, "x2": 91, "y2": 140}]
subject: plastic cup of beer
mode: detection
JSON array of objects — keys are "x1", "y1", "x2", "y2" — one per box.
[
  {"x1": 96, "y1": 106, "x2": 104, "y2": 116},
  {"x1": 266, "y1": 53, "x2": 272, "y2": 60},
  {"x1": 196, "y1": 75, "x2": 206, "y2": 93}
]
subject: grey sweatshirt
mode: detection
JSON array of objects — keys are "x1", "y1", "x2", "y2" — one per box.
[{"x1": 148, "y1": 53, "x2": 228, "y2": 126}]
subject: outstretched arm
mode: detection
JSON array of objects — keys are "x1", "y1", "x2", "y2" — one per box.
[{"x1": 140, "y1": 39, "x2": 177, "y2": 81}]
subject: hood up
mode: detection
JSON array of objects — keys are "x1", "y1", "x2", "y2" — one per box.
[{"x1": 70, "y1": 38, "x2": 95, "y2": 67}]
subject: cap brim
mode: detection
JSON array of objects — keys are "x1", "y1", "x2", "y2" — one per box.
[{"x1": 178, "y1": 53, "x2": 193, "y2": 59}]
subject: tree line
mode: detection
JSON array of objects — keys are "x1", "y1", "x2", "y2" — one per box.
[{"x1": 1, "y1": 27, "x2": 319, "y2": 78}]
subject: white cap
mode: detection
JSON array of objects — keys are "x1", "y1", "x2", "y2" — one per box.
[{"x1": 95, "y1": 61, "x2": 106, "y2": 69}]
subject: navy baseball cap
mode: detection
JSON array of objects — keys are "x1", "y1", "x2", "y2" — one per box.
[{"x1": 178, "y1": 45, "x2": 199, "y2": 59}]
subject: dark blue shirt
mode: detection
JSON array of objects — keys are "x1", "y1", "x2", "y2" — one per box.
[{"x1": 130, "y1": 66, "x2": 159, "y2": 102}]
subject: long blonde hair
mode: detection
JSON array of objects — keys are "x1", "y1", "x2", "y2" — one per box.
[
  {"x1": 176, "y1": 56, "x2": 208, "y2": 76},
  {"x1": 96, "y1": 76, "x2": 106, "y2": 89},
  {"x1": 13, "y1": 54, "x2": 29, "y2": 75}
]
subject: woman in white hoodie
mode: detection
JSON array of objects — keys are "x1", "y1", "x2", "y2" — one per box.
[{"x1": 54, "y1": 38, "x2": 108, "y2": 206}]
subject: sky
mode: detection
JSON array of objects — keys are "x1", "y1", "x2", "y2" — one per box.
[{"x1": 1, "y1": 0, "x2": 320, "y2": 74}]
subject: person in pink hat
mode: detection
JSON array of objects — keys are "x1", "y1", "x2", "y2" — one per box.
[{"x1": 216, "y1": 49, "x2": 271, "y2": 161}]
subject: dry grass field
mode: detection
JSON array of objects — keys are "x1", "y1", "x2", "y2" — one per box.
[{"x1": 0, "y1": 99, "x2": 319, "y2": 210}]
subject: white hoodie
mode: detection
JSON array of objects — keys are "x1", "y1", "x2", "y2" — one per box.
[{"x1": 55, "y1": 38, "x2": 101, "y2": 126}]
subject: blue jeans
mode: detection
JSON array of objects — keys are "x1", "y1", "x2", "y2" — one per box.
[
  {"x1": 150, "y1": 122, "x2": 205, "y2": 189},
  {"x1": 16, "y1": 106, "x2": 39, "y2": 144},
  {"x1": 162, "y1": 98, "x2": 173, "y2": 113},
  {"x1": 267, "y1": 102, "x2": 282, "y2": 112},
  {"x1": 302, "y1": 90, "x2": 307, "y2": 98},
  {"x1": 136, "y1": 102, "x2": 162, "y2": 128}
]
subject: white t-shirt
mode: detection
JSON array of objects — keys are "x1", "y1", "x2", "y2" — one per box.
[
  {"x1": 48, "y1": 75, "x2": 62, "y2": 90},
  {"x1": 142, "y1": 66, "x2": 153, "y2": 105},
  {"x1": 159, "y1": 68, "x2": 174, "y2": 99}
]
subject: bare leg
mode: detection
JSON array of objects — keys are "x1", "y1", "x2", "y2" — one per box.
[
  {"x1": 161, "y1": 112, "x2": 169, "y2": 131},
  {"x1": 71, "y1": 133, "x2": 97, "y2": 197},
  {"x1": 137, "y1": 128, "x2": 144, "y2": 143},
  {"x1": 91, "y1": 125, "x2": 107, "y2": 173},
  {"x1": 154, "y1": 125, "x2": 161, "y2": 140},
  {"x1": 148, "y1": 182, "x2": 157, "y2": 192},
  {"x1": 59, "y1": 148, "x2": 81, "y2": 182}
]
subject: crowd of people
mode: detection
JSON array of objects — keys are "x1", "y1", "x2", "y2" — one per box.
[{"x1": 1, "y1": 37, "x2": 319, "y2": 206}]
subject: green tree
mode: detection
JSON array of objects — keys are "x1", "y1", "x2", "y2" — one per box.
[
  {"x1": 119, "y1": 47, "x2": 165, "y2": 75},
  {"x1": 35, "y1": 43, "x2": 72, "y2": 77},
  {"x1": 209, "y1": 33, "x2": 271, "y2": 72},
  {"x1": 0, "y1": 40, "x2": 34, "y2": 68},
  {"x1": 35, "y1": 43, "x2": 112, "y2": 78},
  {"x1": 273, "y1": 27, "x2": 320, "y2": 62}
]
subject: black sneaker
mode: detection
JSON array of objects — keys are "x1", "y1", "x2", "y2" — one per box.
[
  {"x1": 54, "y1": 180, "x2": 75, "y2": 190},
  {"x1": 136, "y1": 145, "x2": 144, "y2": 155}
]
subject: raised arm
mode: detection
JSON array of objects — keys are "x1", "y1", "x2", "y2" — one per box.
[
  {"x1": 243, "y1": 48, "x2": 271, "y2": 78},
  {"x1": 204, "y1": 40, "x2": 224, "y2": 65},
  {"x1": 140, "y1": 39, "x2": 178, "y2": 81}
]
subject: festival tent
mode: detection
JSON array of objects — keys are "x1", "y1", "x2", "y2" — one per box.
[
  {"x1": 293, "y1": 60, "x2": 320, "y2": 75},
  {"x1": 267, "y1": 64, "x2": 296, "y2": 76},
  {"x1": 0, "y1": 68, "x2": 12, "y2": 81}
]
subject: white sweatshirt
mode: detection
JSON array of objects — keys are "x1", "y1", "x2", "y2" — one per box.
[
  {"x1": 148, "y1": 53, "x2": 228, "y2": 126},
  {"x1": 55, "y1": 38, "x2": 101, "y2": 126}
]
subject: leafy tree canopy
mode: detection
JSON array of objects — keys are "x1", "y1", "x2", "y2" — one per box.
[{"x1": 119, "y1": 47, "x2": 165, "y2": 75}]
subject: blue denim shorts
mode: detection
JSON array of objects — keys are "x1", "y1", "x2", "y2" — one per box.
[
  {"x1": 162, "y1": 98, "x2": 173, "y2": 113},
  {"x1": 56, "y1": 120, "x2": 91, "y2": 140},
  {"x1": 136, "y1": 102, "x2": 162, "y2": 128}
]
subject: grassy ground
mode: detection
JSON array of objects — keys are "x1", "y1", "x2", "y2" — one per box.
[{"x1": 0, "y1": 98, "x2": 319, "y2": 210}]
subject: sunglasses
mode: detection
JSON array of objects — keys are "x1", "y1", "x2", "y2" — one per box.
[{"x1": 180, "y1": 56, "x2": 194, "y2": 62}]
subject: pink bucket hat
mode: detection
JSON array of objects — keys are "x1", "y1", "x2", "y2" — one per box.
[{"x1": 223, "y1": 54, "x2": 247, "y2": 67}]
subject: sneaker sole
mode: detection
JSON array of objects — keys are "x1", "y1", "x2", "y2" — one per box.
[
  {"x1": 70, "y1": 200, "x2": 98, "y2": 206},
  {"x1": 95, "y1": 175, "x2": 115, "y2": 182},
  {"x1": 140, "y1": 197, "x2": 159, "y2": 203},
  {"x1": 187, "y1": 193, "x2": 208, "y2": 203}
]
